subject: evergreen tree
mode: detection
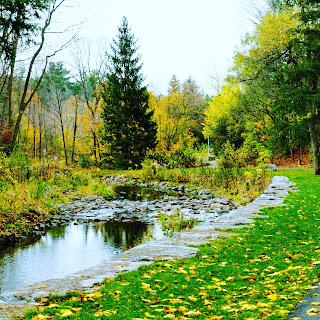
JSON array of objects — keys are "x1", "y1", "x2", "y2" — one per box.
[
  {"x1": 168, "y1": 75, "x2": 180, "y2": 94},
  {"x1": 101, "y1": 17, "x2": 156, "y2": 169}
]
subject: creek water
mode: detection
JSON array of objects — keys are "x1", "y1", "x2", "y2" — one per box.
[
  {"x1": 111, "y1": 184, "x2": 178, "y2": 201},
  {"x1": 0, "y1": 221, "x2": 160, "y2": 295},
  {"x1": 0, "y1": 185, "x2": 168, "y2": 295}
]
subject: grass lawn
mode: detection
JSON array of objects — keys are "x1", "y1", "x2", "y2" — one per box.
[{"x1": 26, "y1": 169, "x2": 320, "y2": 320}]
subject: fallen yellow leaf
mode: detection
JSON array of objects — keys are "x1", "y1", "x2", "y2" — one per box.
[
  {"x1": 145, "y1": 312, "x2": 156, "y2": 318},
  {"x1": 257, "y1": 301, "x2": 272, "y2": 308},
  {"x1": 203, "y1": 299, "x2": 213, "y2": 306},
  {"x1": 306, "y1": 308, "x2": 320, "y2": 316},
  {"x1": 85, "y1": 291, "x2": 103, "y2": 299},
  {"x1": 94, "y1": 310, "x2": 117, "y2": 317},
  {"x1": 178, "y1": 306, "x2": 188, "y2": 312},
  {"x1": 184, "y1": 310, "x2": 201, "y2": 316},
  {"x1": 267, "y1": 293, "x2": 278, "y2": 301},
  {"x1": 31, "y1": 315, "x2": 52, "y2": 320},
  {"x1": 59, "y1": 309, "x2": 74, "y2": 317},
  {"x1": 46, "y1": 304, "x2": 61, "y2": 309},
  {"x1": 188, "y1": 295, "x2": 198, "y2": 302},
  {"x1": 175, "y1": 268, "x2": 188, "y2": 274}
]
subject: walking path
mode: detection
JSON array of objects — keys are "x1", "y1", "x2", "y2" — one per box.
[{"x1": 0, "y1": 176, "x2": 301, "y2": 319}]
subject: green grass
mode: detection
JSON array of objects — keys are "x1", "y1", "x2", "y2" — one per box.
[{"x1": 25, "y1": 170, "x2": 320, "y2": 319}]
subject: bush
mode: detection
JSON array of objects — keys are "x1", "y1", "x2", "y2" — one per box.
[
  {"x1": 80, "y1": 154, "x2": 95, "y2": 168},
  {"x1": 30, "y1": 181, "x2": 48, "y2": 199},
  {"x1": 150, "y1": 135, "x2": 197, "y2": 169},
  {"x1": 167, "y1": 147, "x2": 196, "y2": 168},
  {"x1": 0, "y1": 150, "x2": 32, "y2": 186},
  {"x1": 158, "y1": 209, "x2": 197, "y2": 237},
  {"x1": 140, "y1": 158, "x2": 159, "y2": 182}
]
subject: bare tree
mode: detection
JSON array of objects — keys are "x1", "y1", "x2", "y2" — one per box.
[
  {"x1": 71, "y1": 39, "x2": 106, "y2": 163},
  {"x1": 9, "y1": 0, "x2": 78, "y2": 153}
]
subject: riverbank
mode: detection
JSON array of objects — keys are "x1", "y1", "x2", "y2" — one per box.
[{"x1": 15, "y1": 170, "x2": 320, "y2": 319}]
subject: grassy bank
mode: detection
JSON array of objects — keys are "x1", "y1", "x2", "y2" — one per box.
[
  {"x1": 25, "y1": 169, "x2": 320, "y2": 319},
  {"x1": 0, "y1": 159, "x2": 117, "y2": 243}
]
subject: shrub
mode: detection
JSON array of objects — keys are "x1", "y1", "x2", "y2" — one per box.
[
  {"x1": 158, "y1": 209, "x2": 197, "y2": 237},
  {"x1": 30, "y1": 181, "x2": 48, "y2": 199},
  {"x1": 140, "y1": 158, "x2": 159, "y2": 182},
  {"x1": 79, "y1": 154, "x2": 95, "y2": 168}
]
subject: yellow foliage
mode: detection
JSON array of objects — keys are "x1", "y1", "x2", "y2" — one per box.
[
  {"x1": 203, "y1": 83, "x2": 242, "y2": 138},
  {"x1": 254, "y1": 10, "x2": 297, "y2": 57},
  {"x1": 149, "y1": 91, "x2": 196, "y2": 153}
]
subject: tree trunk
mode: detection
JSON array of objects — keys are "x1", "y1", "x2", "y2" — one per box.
[
  {"x1": 92, "y1": 130, "x2": 98, "y2": 163},
  {"x1": 309, "y1": 104, "x2": 320, "y2": 175},
  {"x1": 39, "y1": 130, "x2": 42, "y2": 161},
  {"x1": 71, "y1": 97, "x2": 79, "y2": 163},
  {"x1": 7, "y1": 36, "x2": 19, "y2": 128},
  {"x1": 59, "y1": 111, "x2": 68, "y2": 165},
  {"x1": 33, "y1": 127, "x2": 36, "y2": 158}
]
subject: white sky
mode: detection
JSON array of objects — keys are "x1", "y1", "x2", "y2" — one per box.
[{"x1": 50, "y1": 0, "x2": 265, "y2": 95}]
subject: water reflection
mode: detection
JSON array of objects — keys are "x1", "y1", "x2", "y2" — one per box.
[
  {"x1": 112, "y1": 184, "x2": 177, "y2": 201},
  {"x1": 0, "y1": 221, "x2": 149, "y2": 294}
]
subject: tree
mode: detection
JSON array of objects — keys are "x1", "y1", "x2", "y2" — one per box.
[
  {"x1": 38, "y1": 62, "x2": 72, "y2": 164},
  {"x1": 203, "y1": 82, "x2": 245, "y2": 150},
  {"x1": 72, "y1": 41, "x2": 106, "y2": 163},
  {"x1": 250, "y1": 0, "x2": 320, "y2": 173},
  {"x1": 0, "y1": 0, "x2": 71, "y2": 154},
  {"x1": 285, "y1": 0, "x2": 320, "y2": 174},
  {"x1": 101, "y1": 17, "x2": 156, "y2": 169},
  {"x1": 228, "y1": 7, "x2": 306, "y2": 157},
  {"x1": 0, "y1": 0, "x2": 53, "y2": 151},
  {"x1": 181, "y1": 77, "x2": 207, "y2": 143}
]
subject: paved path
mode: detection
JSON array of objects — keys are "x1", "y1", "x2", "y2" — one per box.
[
  {"x1": 286, "y1": 281, "x2": 320, "y2": 319},
  {"x1": 0, "y1": 176, "x2": 297, "y2": 319}
]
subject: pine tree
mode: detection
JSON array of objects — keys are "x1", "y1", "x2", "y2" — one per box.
[{"x1": 101, "y1": 17, "x2": 157, "y2": 169}]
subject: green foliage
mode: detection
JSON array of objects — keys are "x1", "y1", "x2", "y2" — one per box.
[
  {"x1": 139, "y1": 158, "x2": 193, "y2": 184},
  {"x1": 222, "y1": 3, "x2": 320, "y2": 172},
  {"x1": 0, "y1": 150, "x2": 32, "y2": 186},
  {"x1": 30, "y1": 181, "x2": 48, "y2": 199},
  {"x1": 214, "y1": 142, "x2": 273, "y2": 203},
  {"x1": 147, "y1": 136, "x2": 197, "y2": 169},
  {"x1": 0, "y1": 0, "x2": 51, "y2": 59},
  {"x1": 79, "y1": 154, "x2": 94, "y2": 168},
  {"x1": 101, "y1": 17, "x2": 157, "y2": 169},
  {"x1": 158, "y1": 209, "x2": 197, "y2": 237},
  {"x1": 140, "y1": 158, "x2": 159, "y2": 182},
  {"x1": 167, "y1": 146, "x2": 196, "y2": 169}
]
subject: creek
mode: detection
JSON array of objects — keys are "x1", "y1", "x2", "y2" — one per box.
[
  {"x1": 0, "y1": 221, "x2": 163, "y2": 295},
  {"x1": 0, "y1": 183, "x2": 227, "y2": 296},
  {"x1": 0, "y1": 185, "x2": 168, "y2": 295}
]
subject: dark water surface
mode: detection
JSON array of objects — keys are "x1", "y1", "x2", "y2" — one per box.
[
  {"x1": 111, "y1": 184, "x2": 178, "y2": 201},
  {"x1": 0, "y1": 221, "x2": 152, "y2": 294}
]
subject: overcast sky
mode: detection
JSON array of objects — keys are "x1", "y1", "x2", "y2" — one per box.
[{"x1": 50, "y1": 0, "x2": 265, "y2": 95}]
